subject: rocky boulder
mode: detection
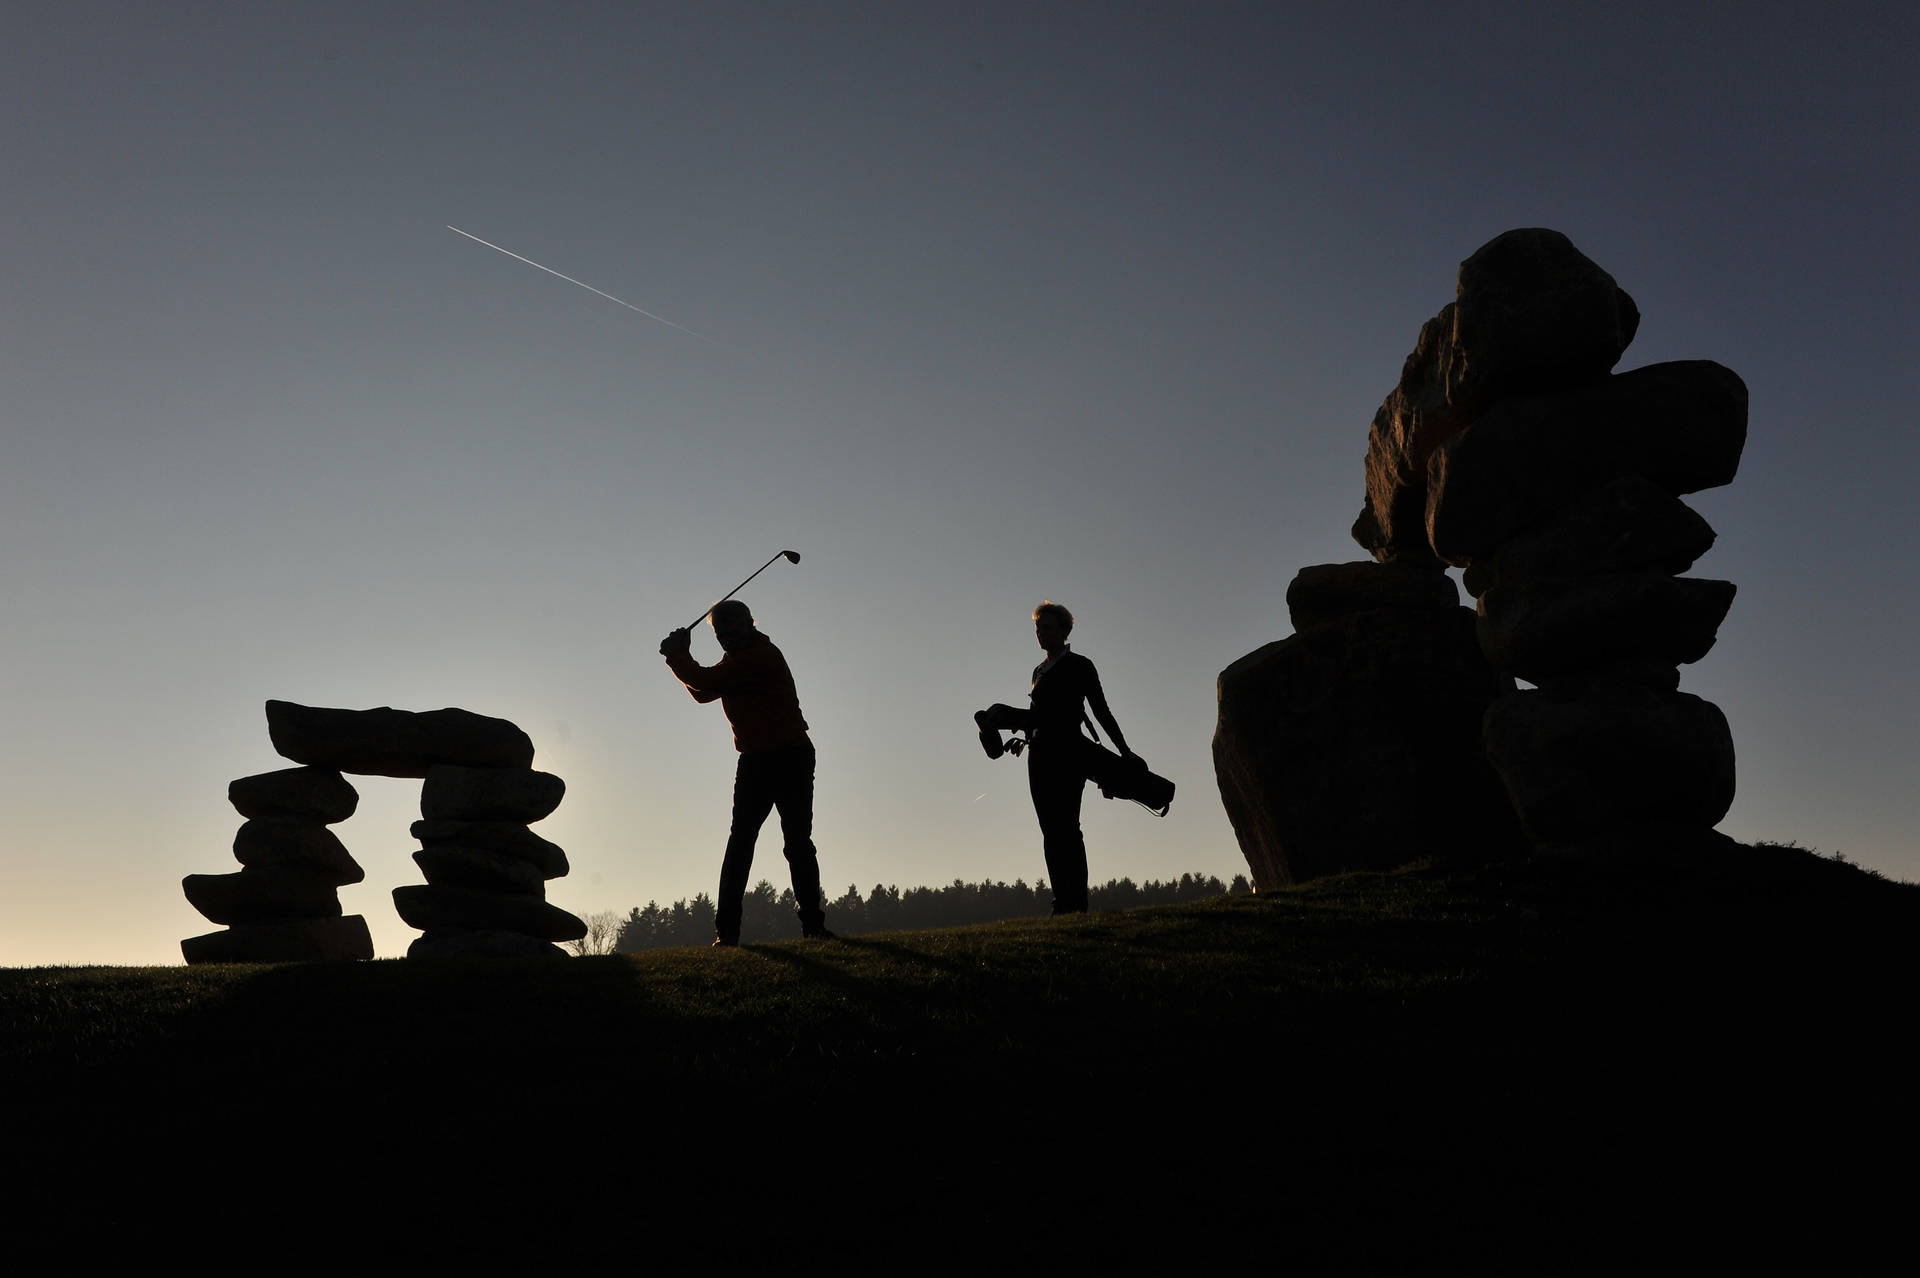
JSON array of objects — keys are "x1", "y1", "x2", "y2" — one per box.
[
  {"x1": 413, "y1": 845, "x2": 547, "y2": 895},
  {"x1": 411, "y1": 819, "x2": 570, "y2": 879},
  {"x1": 232, "y1": 820, "x2": 365, "y2": 885},
  {"x1": 407, "y1": 929, "x2": 569, "y2": 960},
  {"x1": 265, "y1": 701, "x2": 535, "y2": 777},
  {"x1": 1482, "y1": 686, "x2": 1736, "y2": 842},
  {"x1": 1477, "y1": 574, "x2": 1737, "y2": 684},
  {"x1": 392, "y1": 885, "x2": 587, "y2": 941},
  {"x1": 1426, "y1": 360, "x2": 1748, "y2": 566},
  {"x1": 1285, "y1": 561, "x2": 1459, "y2": 633},
  {"x1": 1461, "y1": 476, "x2": 1718, "y2": 598},
  {"x1": 182, "y1": 867, "x2": 345, "y2": 926},
  {"x1": 181, "y1": 915, "x2": 374, "y2": 964},
  {"x1": 419, "y1": 765, "x2": 566, "y2": 823},
  {"x1": 1214, "y1": 607, "x2": 1524, "y2": 889},
  {"x1": 228, "y1": 766, "x2": 360, "y2": 823}
]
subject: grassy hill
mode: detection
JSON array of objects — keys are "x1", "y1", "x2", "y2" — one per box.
[{"x1": 4, "y1": 837, "x2": 1912, "y2": 1268}]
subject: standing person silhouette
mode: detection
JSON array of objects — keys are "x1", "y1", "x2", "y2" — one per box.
[
  {"x1": 989, "y1": 601, "x2": 1133, "y2": 915},
  {"x1": 660, "y1": 600, "x2": 833, "y2": 945}
]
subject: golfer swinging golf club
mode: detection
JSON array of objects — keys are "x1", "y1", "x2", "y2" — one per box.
[
  {"x1": 979, "y1": 601, "x2": 1134, "y2": 915},
  {"x1": 661, "y1": 562, "x2": 832, "y2": 945}
]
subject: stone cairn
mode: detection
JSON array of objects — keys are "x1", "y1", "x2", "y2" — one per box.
[
  {"x1": 182, "y1": 764, "x2": 374, "y2": 963},
  {"x1": 1214, "y1": 228, "x2": 1746, "y2": 887},
  {"x1": 181, "y1": 701, "x2": 586, "y2": 962}
]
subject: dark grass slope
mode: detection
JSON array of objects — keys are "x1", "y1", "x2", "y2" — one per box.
[{"x1": 4, "y1": 839, "x2": 1913, "y2": 1269}]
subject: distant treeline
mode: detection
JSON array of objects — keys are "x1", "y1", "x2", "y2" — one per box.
[{"x1": 615, "y1": 873, "x2": 1252, "y2": 950}]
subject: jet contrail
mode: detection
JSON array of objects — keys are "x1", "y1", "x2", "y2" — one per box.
[{"x1": 446, "y1": 225, "x2": 712, "y2": 341}]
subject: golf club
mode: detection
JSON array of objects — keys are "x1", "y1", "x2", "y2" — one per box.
[{"x1": 685, "y1": 550, "x2": 801, "y2": 630}]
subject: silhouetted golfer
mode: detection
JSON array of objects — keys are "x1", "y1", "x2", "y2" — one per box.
[
  {"x1": 983, "y1": 601, "x2": 1133, "y2": 914},
  {"x1": 661, "y1": 600, "x2": 833, "y2": 945}
]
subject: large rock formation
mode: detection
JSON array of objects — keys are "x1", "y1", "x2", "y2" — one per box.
[
  {"x1": 1217, "y1": 228, "x2": 1746, "y2": 883},
  {"x1": 183, "y1": 703, "x2": 581, "y2": 963},
  {"x1": 1413, "y1": 248, "x2": 1747, "y2": 844}
]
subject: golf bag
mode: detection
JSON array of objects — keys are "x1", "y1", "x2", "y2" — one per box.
[
  {"x1": 974, "y1": 705, "x2": 1175, "y2": 817},
  {"x1": 1078, "y1": 737, "x2": 1176, "y2": 816}
]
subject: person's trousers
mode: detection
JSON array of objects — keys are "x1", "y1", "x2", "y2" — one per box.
[
  {"x1": 716, "y1": 738, "x2": 822, "y2": 941},
  {"x1": 1028, "y1": 742, "x2": 1088, "y2": 913}
]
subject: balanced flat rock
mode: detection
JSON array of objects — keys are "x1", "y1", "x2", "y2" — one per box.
[
  {"x1": 232, "y1": 820, "x2": 364, "y2": 885},
  {"x1": 182, "y1": 866, "x2": 344, "y2": 926},
  {"x1": 411, "y1": 819, "x2": 569, "y2": 878},
  {"x1": 228, "y1": 766, "x2": 359, "y2": 823},
  {"x1": 407, "y1": 929, "x2": 569, "y2": 960},
  {"x1": 1461, "y1": 475, "x2": 1717, "y2": 598},
  {"x1": 1476, "y1": 574, "x2": 1736, "y2": 683},
  {"x1": 181, "y1": 915, "x2": 374, "y2": 965},
  {"x1": 393, "y1": 884, "x2": 586, "y2": 941},
  {"x1": 413, "y1": 845, "x2": 547, "y2": 895},
  {"x1": 1426, "y1": 360, "x2": 1748, "y2": 566},
  {"x1": 419, "y1": 764, "x2": 565, "y2": 823},
  {"x1": 265, "y1": 701, "x2": 535, "y2": 778},
  {"x1": 1483, "y1": 685, "x2": 1736, "y2": 843},
  {"x1": 1285, "y1": 561, "x2": 1459, "y2": 633}
]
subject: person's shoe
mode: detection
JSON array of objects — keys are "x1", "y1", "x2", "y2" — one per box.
[
  {"x1": 711, "y1": 936, "x2": 739, "y2": 948},
  {"x1": 974, "y1": 709, "x2": 1005, "y2": 760},
  {"x1": 802, "y1": 924, "x2": 838, "y2": 940}
]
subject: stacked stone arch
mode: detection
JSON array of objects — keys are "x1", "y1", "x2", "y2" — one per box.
[
  {"x1": 182, "y1": 701, "x2": 585, "y2": 962},
  {"x1": 1215, "y1": 228, "x2": 1747, "y2": 886}
]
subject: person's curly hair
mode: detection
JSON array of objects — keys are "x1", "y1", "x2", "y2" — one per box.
[{"x1": 1032, "y1": 600, "x2": 1074, "y2": 635}]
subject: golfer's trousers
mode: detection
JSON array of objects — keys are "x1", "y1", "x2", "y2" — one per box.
[
  {"x1": 716, "y1": 738, "x2": 822, "y2": 941},
  {"x1": 1028, "y1": 742, "x2": 1089, "y2": 913}
]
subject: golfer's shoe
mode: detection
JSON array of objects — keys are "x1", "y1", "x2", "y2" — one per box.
[
  {"x1": 711, "y1": 935, "x2": 739, "y2": 948},
  {"x1": 974, "y1": 709, "x2": 1005, "y2": 760}
]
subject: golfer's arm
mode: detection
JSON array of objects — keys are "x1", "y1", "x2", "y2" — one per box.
[
  {"x1": 665, "y1": 649, "x2": 736, "y2": 701},
  {"x1": 1087, "y1": 681, "x2": 1130, "y2": 755}
]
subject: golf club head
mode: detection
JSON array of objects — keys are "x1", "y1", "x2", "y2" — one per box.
[{"x1": 782, "y1": 550, "x2": 801, "y2": 563}]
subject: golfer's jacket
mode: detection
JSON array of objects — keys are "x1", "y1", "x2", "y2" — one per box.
[{"x1": 666, "y1": 633, "x2": 810, "y2": 754}]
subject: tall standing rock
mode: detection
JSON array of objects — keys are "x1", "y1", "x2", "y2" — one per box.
[
  {"x1": 1411, "y1": 241, "x2": 1748, "y2": 847},
  {"x1": 1217, "y1": 227, "x2": 1744, "y2": 888}
]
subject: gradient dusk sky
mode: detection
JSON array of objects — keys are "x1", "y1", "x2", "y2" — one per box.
[{"x1": 4, "y1": 1, "x2": 1915, "y2": 965}]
